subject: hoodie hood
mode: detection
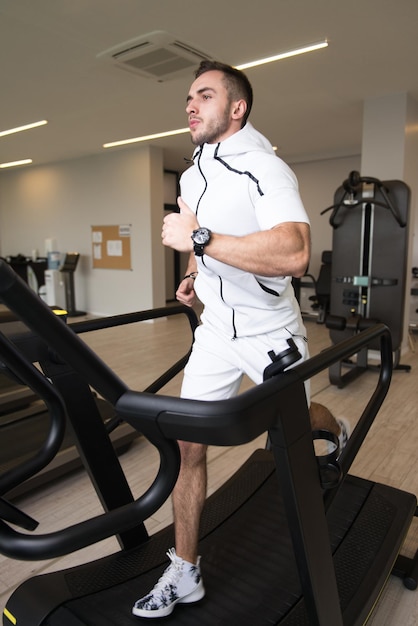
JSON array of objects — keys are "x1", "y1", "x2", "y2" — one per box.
[{"x1": 192, "y1": 122, "x2": 276, "y2": 161}]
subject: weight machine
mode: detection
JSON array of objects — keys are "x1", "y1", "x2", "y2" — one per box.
[{"x1": 321, "y1": 171, "x2": 411, "y2": 387}]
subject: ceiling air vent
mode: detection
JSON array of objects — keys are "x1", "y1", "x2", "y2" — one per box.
[{"x1": 97, "y1": 31, "x2": 213, "y2": 81}]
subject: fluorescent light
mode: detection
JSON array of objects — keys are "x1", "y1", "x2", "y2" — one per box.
[
  {"x1": 103, "y1": 41, "x2": 328, "y2": 149},
  {"x1": 0, "y1": 159, "x2": 33, "y2": 169},
  {"x1": 235, "y1": 41, "x2": 328, "y2": 70},
  {"x1": 103, "y1": 127, "x2": 189, "y2": 149},
  {"x1": 0, "y1": 120, "x2": 48, "y2": 138}
]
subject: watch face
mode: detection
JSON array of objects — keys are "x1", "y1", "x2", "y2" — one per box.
[
  {"x1": 193, "y1": 228, "x2": 211, "y2": 244},
  {"x1": 194, "y1": 229, "x2": 209, "y2": 244}
]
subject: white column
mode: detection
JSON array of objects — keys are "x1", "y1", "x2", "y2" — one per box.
[
  {"x1": 148, "y1": 145, "x2": 166, "y2": 308},
  {"x1": 360, "y1": 93, "x2": 418, "y2": 349}
]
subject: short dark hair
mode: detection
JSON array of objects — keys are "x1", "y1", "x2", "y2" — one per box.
[{"x1": 195, "y1": 60, "x2": 253, "y2": 126}]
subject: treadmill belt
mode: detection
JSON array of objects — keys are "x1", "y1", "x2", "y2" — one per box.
[{"x1": 17, "y1": 449, "x2": 413, "y2": 625}]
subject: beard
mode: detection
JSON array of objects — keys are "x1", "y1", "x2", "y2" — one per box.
[{"x1": 191, "y1": 103, "x2": 231, "y2": 146}]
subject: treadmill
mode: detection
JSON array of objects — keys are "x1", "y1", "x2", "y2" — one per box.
[
  {"x1": 0, "y1": 301, "x2": 196, "y2": 500},
  {"x1": 0, "y1": 259, "x2": 416, "y2": 626}
]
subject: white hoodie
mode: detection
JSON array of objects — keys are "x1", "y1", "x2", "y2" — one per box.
[{"x1": 180, "y1": 122, "x2": 309, "y2": 339}]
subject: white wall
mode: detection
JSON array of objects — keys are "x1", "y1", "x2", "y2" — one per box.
[
  {"x1": 360, "y1": 93, "x2": 418, "y2": 347},
  {"x1": 291, "y1": 155, "x2": 361, "y2": 277},
  {"x1": 0, "y1": 145, "x2": 165, "y2": 316}
]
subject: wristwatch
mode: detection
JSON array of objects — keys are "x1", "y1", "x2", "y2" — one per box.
[{"x1": 191, "y1": 227, "x2": 212, "y2": 256}]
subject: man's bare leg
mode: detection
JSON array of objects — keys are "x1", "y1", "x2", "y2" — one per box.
[
  {"x1": 172, "y1": 441, "x2": 208, "y2": 565},
  {"x1": 172, "y1": 406, "x2": 343, "y2": 565},
  {"x1": 132, "y1": 440, "x2": 206, "y2": 617}
]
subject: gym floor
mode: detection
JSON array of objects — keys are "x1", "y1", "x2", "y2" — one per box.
[{"x1": 1, "y1": 312, "x2": 417, "y2": 625}]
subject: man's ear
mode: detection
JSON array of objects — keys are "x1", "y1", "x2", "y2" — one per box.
[{"x1": 231, "y1": 99, "x2": 247, "y2": 122}]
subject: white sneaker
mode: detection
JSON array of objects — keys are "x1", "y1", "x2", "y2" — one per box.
[
  {"x1": 132, "y1": 548, "x2": 205, "y2": 619},
  {"x1": 337, "y1": 417, "x2": 351, "y2": 453}
]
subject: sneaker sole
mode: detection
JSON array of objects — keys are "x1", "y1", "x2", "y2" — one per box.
[{"x1": 132, "y1": 581, "x2": 205, "y2": 619}]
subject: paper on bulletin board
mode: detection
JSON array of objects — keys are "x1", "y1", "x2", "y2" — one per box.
[{"x1": 91, "y1": 225, "x2": 132, "y2": 269}]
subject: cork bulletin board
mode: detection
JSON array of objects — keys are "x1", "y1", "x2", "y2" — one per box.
[{"x1": 91, "y1": 224, "x2": 132, "y2": 270}]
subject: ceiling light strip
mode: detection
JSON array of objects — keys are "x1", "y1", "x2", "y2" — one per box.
[
  {"x1": 103, "y1": 127, "x2": 189, "y2": 149},
  {"x1": 0, "y1": 159, "x2": 33, "y2": 169},
  {"x1": 0, "y1": 120, "x2": 48, "y2": 138},
  {"x1": 235, "y1": 40, "x2": 328, "y2": 71}
]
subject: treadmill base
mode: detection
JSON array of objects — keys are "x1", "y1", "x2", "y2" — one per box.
[{"x1": 4, "y1": 449, "x2": 416, "y2": 626}]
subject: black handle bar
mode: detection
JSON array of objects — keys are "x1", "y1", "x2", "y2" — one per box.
[
  {"x1": 320, "y1": 171, "x2": 407, "y2": 229},
  {"x1": 69, "y1": 305, "x2": 199, "y2": 395},
  {"x1": 115, "y1": 322, "x2": 391, "y2": 450},
  {"x1": 0, "y1": 331, "x2": 67, "y2": 497}
]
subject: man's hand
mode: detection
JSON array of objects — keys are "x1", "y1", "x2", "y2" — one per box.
[
  {"x1": 176, "y1": 276, "x2": 197, "y2": 307},
  {"x1": 162, "y1": 197, "x2": 199, "y2": 252}
]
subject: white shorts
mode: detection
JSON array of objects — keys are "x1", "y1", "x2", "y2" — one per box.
[{"x1": 181, "y1": 322, "x2": 310, "y2": 403}]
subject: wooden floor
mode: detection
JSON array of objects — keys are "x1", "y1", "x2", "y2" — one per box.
[{"x1": 1, "y1": 310, "x2": 417, "y2": 625}]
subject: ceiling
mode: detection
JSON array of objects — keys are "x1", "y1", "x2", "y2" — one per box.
[{"x1": 1, "y1": 0, "x2": 418, "y2": 174}]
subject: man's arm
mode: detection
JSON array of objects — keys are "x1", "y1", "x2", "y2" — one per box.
[
  {"x1": 175, "y1": 252, "x2": 198, "y2": 307},
  {"x1": 162, "y1": 197, "x2": 310, "y2": 278},
  {"x1": 203, "y1": 222, "x2": 310, "y2": 278}
]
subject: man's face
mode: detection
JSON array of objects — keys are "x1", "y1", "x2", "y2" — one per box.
[{"x1": 186, "y1": 70, "x2": 235, "y2": 145}]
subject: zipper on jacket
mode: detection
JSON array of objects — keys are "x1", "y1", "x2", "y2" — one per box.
[
  {"x1": 195, "y1": 147, "x2": 208, "y2": 219},
  {"x1": 219, "y1": 276, "x2": 237, "y2": 339},
  {"x1": 197, "y1": 145, "x2": 238, "y2": 339},
  {"x1": 285, "y1": 327, "x2": 308, "y2": 342},
  {"x1": 195, "y1": 148, "x2": 209, "y2": 272},
  {"x1": 231, "y1": 309, "x2": 237, "y2": 339}
]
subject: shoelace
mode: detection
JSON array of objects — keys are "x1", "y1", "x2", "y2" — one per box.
[{"x1": 153, "y1": 549, "x2": 183, "y2": 591}]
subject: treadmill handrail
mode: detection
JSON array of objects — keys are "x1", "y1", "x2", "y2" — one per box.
[
  {"x1": 0, "y1": 434, "x2": 180, "y2": 560},
  {"x1": 69, "y1": 304, "x2": 198, "y2": 335},
  {"x1": 0, "y1": 332, "x2": 67, "y2": 497},
  {"x1": 69, "y1": 305, "x2": 199, "y2": 395},
  {"x1": 0, "y1": 262, "x2": 198, "y2": 405},
  {"x1": 0, "y1": 260, "x2": 393, "y2": 560},
  {"x1": 115, "y1": 323, "x2": 391, "y2": 449}
]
